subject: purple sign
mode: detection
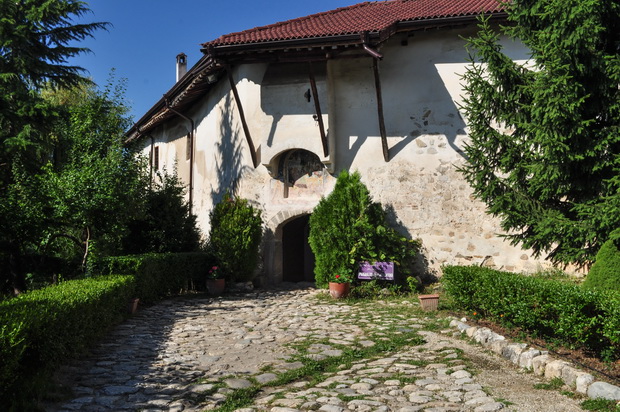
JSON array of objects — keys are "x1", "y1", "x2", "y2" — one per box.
[{"x1": 358, "y1": 261, "x2": 394, "y2": 280}]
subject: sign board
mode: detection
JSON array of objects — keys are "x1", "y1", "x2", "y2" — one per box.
[{"x1": 357, "y1": 261, "x2": 394, "y2": 281}]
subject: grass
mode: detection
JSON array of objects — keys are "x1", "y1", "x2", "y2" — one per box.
[
  {"x1": 213, "y1": 386, "x2": 262, "y2": 412},
  {"x1": 533, "y1": 377, "x2": 565, "y2": 390},
  {"x1": 581, "y1": 398, "x2": 620, "y2": 411},
  {"x1": 201, "y1": 292, "x2": 435, "y2": 411}
]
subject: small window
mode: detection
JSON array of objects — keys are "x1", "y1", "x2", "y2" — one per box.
[
  {"x1": 186, "y1": 134, "x2": 191, "y2": 161},
  {"x1": 153, "y1": 146, "x2": 160, "y2": 170}
]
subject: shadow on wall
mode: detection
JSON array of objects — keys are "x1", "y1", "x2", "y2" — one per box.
[
  {"x1": 384, "y1": 204, "x2": 437, "y2": 285},
  {"x1": 334, "y1": 56, "x2": 469, "y2": 171},
  {"x1": 210, "y1": 93, "x2": 251, "y2": 206}
]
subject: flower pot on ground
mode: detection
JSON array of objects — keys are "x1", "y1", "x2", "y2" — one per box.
[
  {"x1": 206, "y1": 278, "x2": 225, "y2": 296},
  {"x1": 328, "y1": 282, "x2": 351, "y2": 299},
  {"x1": 207, "y1": 265, "x2": 225, "y2": 296},
  {"x1": 418, "y1": 294, "x2": 439, "y2": 311},
  {"x1": 127, "y1": 298, "x2": 139, "y2": 314},
  {"x1": 327, "y1": 271, "x2": 353, "y2": 299}
]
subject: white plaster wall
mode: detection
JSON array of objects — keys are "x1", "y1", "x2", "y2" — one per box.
[
  {"x1": 328, "y1": 26, "x2": 543, "y2": 274},
  {"x1": 142, "y1": 24, "x2": 549, "y2": 280}
]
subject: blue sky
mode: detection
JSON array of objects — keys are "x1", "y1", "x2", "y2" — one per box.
[{"x1": 70, "y1": 0, "x2": 361, "y2": 122}]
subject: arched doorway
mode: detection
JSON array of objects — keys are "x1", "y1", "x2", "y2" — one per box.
[{"x1": 282, "y1": 214, "x2": 315, "y2": 282}]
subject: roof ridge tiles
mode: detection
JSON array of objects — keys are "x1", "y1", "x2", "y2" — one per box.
[{"x1": 202, "y1": 0, "x2": 504, "y2": 48}]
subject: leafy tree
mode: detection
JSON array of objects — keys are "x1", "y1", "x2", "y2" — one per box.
[
  {"x1": 122, "y1": 170, "x2": 202, "y2": 255},
  {"x1": 0, "y1": 0, "x2": 108, "y2": 293},
  {"x1": 41, "y1": 78, "x2": 147, "y2": 269},
  {"x1": 460, "y1": 0, "x2": 620, "y2": 266}
]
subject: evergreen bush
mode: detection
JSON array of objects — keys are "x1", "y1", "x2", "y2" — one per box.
[
  {"x1": 308, "y1": 170, "x2": 419, "y2": 288},
  {"x1": 583, "y1": 239, "x2": 620, "y2": 292},
  {"x1": 208, "y1": 194, "x2": 263, "y2": 282}
]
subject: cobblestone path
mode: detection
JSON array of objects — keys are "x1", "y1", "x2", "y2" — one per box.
[{"x1": 45, "y1": 285, "x2": 585, "y2": 412}]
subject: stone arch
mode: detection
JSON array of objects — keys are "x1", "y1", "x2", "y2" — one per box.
[{"x1": 264, "y1": 209, "x2": 315, "y2": 284}]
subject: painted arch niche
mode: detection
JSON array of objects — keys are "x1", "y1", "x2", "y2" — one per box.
[{"x1": 275, "y1": 149, "x2": 330, "y2": 199}]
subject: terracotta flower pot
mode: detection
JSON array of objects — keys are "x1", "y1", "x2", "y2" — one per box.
[
  {"x1": 127, "y1": 298, "x2": 139, "y2": 314},
  {"x1": 328, "y1": 282, "x2": 351, "y2": 299},
  {"x1": 418, "y1": 294, "x2": 439, "y2": 311},
  {"x1": 207, "y1": 278, "x2": 226, "y2": 296}
]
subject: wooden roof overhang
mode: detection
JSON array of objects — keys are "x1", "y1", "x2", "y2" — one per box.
[{"x1": 126, "y1": 12, "x2": 507, "y2": 145}]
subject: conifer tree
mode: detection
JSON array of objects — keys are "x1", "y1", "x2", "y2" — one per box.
[{"x1": 460, "y1": 0, "x2": 620, "y2": 265}]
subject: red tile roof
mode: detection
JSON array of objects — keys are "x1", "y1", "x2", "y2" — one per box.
[{"x1": 203, "y1": 0, "x2": 504, "y2": 47}]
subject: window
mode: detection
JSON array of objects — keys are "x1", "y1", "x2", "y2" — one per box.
[
  {"x1": 186, "y1": 134, "x2": 191, "y2": 161},
  {"x1": 153, "y1": 146, "x2": 160, "y2": 170}
]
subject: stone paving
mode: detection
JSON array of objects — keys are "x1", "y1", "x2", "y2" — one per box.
[{"x1": 45, "y1": 284, "x2": 588, "y2": 412}]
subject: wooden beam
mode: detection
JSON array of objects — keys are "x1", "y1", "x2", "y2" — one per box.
[
  {"x1": 308, "y1": 62, "x2": 329, "y2": 157},
  {"x1": 227, "y1": 66, "x2": 258, "y2": 168},
  {"x1": 372, "y1": 58, "x2": 390, "y2": 162}
]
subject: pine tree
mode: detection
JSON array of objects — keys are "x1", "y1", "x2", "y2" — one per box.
[{"x1": 460, "y1": 0, "x2": 620, "y2": 266}]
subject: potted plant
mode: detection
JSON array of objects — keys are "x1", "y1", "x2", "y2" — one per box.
[
  {"x1": 328, "y1": 268, "x2": 353, "y2": 299},
  {"x1": 206, "y1": 265, "x2": 225, "y2": 296}
]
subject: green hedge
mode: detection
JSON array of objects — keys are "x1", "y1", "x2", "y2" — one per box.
[
  {"x1": 0, "y1": 275, "x2": 135, "y2": 403},
  {"x1": 442, "y1": 265, "x2": 620, "y2": 360},
  {"x1": 91, "y1": 252, "x2": 214, "y2": 303}
]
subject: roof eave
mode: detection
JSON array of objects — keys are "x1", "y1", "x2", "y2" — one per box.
[
  {"x1": 200, "y1": 12, "x2": 507, "y2": 55},
  {"x1": 127, "y1": 11, "x2": 508, "y2": 142}
]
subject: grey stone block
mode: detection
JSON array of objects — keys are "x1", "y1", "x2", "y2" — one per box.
[
  {"x1": 518, "y1": 349, "x2": 541, "y2": 369},
  {"x1": 489, "y1": 339, "x2": 508, "y2": 355},
  {"x1": 587, "y1": 381, "x2": 620, "y2": 401},
  {"x1": 576, "y1": 373, "x2": 595, "y2": 394},
  {"x1": 544, "y1": 360, "x2": 571, "y2": 380},
  {"x1": 531, "y1": 354, "x2": 550, "y2": 376},
  {"x1": 466, "y1": 326, "x2": 479, "y2": 338},
  {"x1": 501, "y1": 343, "x2": 527, "y2": 364},
  {"x1": 561, "y1": 367, "x2": 587, "y2": 388}
]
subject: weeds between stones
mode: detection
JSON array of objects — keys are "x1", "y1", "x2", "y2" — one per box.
[
  {"x1": 533, "y1": 376, "x2": 565, "y2": 390},
  {"x1": 199, "y1": 296, "x2": 432, "y2": 411},
  {"x1": 581, "y1": 398, "x2": 620, "y2": 411}
]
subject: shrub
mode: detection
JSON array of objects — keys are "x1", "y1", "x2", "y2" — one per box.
[
  {"x1": 208, "y1": 194, "x2": 262, "y2": 282},
  {"x1": 308, "y1": 170, "x2": 419, "y2": 288},
  {"x1": 0, "y1": 275, "x2": 135, "y2": 404},
  {"x1": 123, "y1": 171, "x2": 201, "y2": 254},
  {"x1": 583, "y1": 239, "x2": 620, "y2": 292},
  {"x1": 443, "y1": 265, "x2": 619, "y2": 360},
  {"x1": 92, "y1": 252, "x2": 213, "y2": 303}
]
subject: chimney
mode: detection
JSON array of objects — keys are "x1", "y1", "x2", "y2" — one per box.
[{"x1": 176, "y1": 53, "x2": 187, "y2": 82}]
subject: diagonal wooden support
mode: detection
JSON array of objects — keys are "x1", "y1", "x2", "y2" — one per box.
[
  {"x1": 227, "y1": 66, "x2": 258, "y2": 168},
  {"x1": 308, "y1": 62, "x2": 329, "y2": 157},
  {"x1": 372, "y1": 58, "x2": 390, "y2": 162}
]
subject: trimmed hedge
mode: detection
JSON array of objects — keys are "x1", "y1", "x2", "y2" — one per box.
[
  {"x1": 91, "y1": 252, "x2": 214, "y2": 303},
  {"x1": 443, "y1": 265, "x2": 620, "y2": 360},
  {"x1": 0, "y1": 275, "x2": 135, "y2": 402}
]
